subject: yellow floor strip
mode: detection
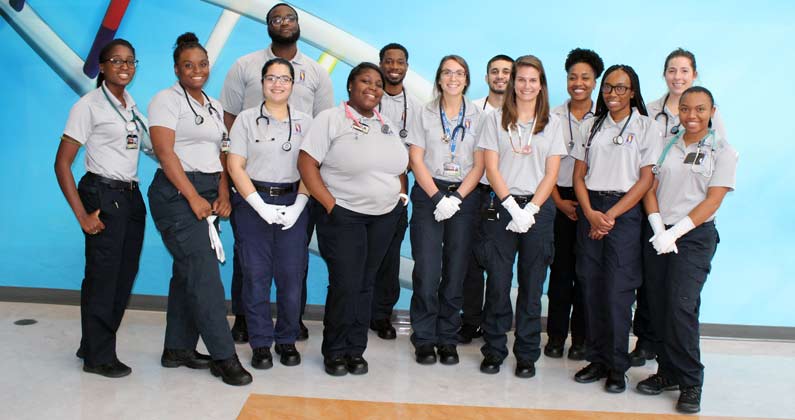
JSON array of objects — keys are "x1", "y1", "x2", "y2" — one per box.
[{"x1": 238, "y1": 394, "x2": 772, "y2": 420}]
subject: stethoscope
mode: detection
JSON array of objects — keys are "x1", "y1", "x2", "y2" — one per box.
[
  {"x1": 255, "y1": 101, "x2": 293, "y2": 151},
  {"x1": 654, "y1": 94, "x2": 681, "y2": 136},
  {"x1": 180, "y1": 83, "x2": 219, "y2": 125},
  {"x1": 343, "y1": 101, "x2": 388, "y2": 136},
  {"x1": 378, "y1": 89, "x2": 408, "y2": 138},
  {"x1": 611, "y1": 109, "x2": 633, "y2": 145},
  {"x1": 567, "y1": 101, "x2": 594, "y2": 149},
  {"x1": 439, "y1": 99, "x2": 466, "y2": 144},
  {"x1": 653, "y1": 128, "x2": 716, "y2": 178},
  {"x1": 100, "y1": 84, "x2": 147, "y2": 135},
  {"x1": 583, "y1": 109, "x2": 633, "y2": 169},
  {"x1": 507, "y1": 118, "x2": 537, "y2": 155}
]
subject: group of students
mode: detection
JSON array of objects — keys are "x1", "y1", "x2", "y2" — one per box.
[{"x1": 54, "y1": 2, "x2": 736, "y2": 415}]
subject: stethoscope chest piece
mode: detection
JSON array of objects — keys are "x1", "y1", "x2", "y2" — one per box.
[
  {"x1": 281, "y1": 141, "x2": 292, "y2": 151},
  {"x1": 381, "y1": 124, "x2": 390, "y2": 135},
  {"x1": 612, "y1": 135, "x2": 625, "y2": 145},
  {"x1": 399, "y1": 129, "x2": 408, "y2": 139},
  {"x1": 194, "y1": 114, "x2": 204, "y2": 125}
]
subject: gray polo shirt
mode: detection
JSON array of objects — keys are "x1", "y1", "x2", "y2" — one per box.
[
  {"x1": 229, "y1": 105, "x2": 312, "y2": 183},
  {"x1": 654, "y1": 132, "x2": 737, "y2": 224},
  {"x1": 63, "y1": 83, "x2": 144, "y2": 182},
  {"x1": 148, "y1": 83, "x2": 227, "y2": 173},
  {"x1": 220, "y1": 46, "x2": 334, "y2": 117},
  {"x1": 378, "y1": 88, "x2": 423, "y2": 146},
  {"x1": 647, "y1": 94, "x2": 727, "y2": 141},
  {"x1": 406, "y1": 98, "x2": 483, "y2": 183},
  {"x1": 551, "y1": 100, "x2": 595, "y2": 188},
  {"x1": 478, "y1": 110, "x2": 568, "y2": 195},
  {"x1": 571, "y1": 109, "x2": 663, "y2": 192},
  {"x1": 300, "y1": 103, "x2": 408, "y2": 215}
]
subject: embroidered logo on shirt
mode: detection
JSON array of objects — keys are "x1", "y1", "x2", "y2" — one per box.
[
  {"x1": 299, "y1": 71, "x2": 306, "y2": 82},
  {"x1": 295, "y1": 123, "x2": 302, "y2": 134},
  {"x1": 626, "y1": 133, "x2": 636, "y2": 144}
]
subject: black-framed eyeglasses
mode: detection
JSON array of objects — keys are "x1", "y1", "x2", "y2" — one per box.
[
  {"x1": 263, "y1": 75, "x2": 293, "y2": 84},
  {"x1": 104, "y1": 58, "x2": 138, "y2": 68},
  {"x1": 601, "y1": 83, "x2": 630, "y2": 95},
  {"x1": 269, "y1": 14, "x2": 297, "y2": 26}
]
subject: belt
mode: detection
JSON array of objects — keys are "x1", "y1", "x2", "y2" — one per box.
[
  {"x1": 87, "y1": 172, "x2": 137, "y2": 191},
  {"x1": 433, "y1": 179, "x2": 460, "y2": 192},
  {"x1": 254, "y1": 182, "x2": 298, "y2": 196},
  {"x1": 512, "y1": 194, "x2": 535, "y2": 206},
  {"x1": 477, "y1": 183, "x2": 492, "y2": 193},
  {"x1": 590, "y1": 190, "x2": 625, "y2": 198}
]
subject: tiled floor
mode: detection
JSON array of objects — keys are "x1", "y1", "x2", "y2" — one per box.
[{"x1": 2, "y1": 302, "x2": 793, "y2": 420}]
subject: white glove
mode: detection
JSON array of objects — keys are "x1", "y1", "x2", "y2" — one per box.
[
  {"x1": 278, "y1": 194, "x2": 308, "y2": 230},
  {"x1": 502, "y1": 196, "x2": 531, "y2": 233},
  {"x1": 399, "y1": 193, "x2": 409, "y2": 206},
  {"x1": 433, "y1": 196, "x2": 461, "y2": 222},
  {"x1": 650, "y1": 216, "x2": 695, "y2": 255},
  {"x1": 523, "y1": 202, "x2": 540, "y2": 230},
  {"x1": 648, "y1": 212, "x2": 678, "y2": 254},
  {"x1": 245, "y1": 192, "x2": 285, "y2": 224},
  {"x1": 206, "y1": 215, "x2": 225, "y2": 263}
]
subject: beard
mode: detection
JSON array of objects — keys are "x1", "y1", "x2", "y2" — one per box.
[
  {"x1": 268, "y1": 26, "x2": 301, "y2": 45},
  {"x1": 489, "y1": 85, "x2": 506, "y2": 95},
  {"x1": 385, "y1": 73, "x2": 406, "y2": 87}
]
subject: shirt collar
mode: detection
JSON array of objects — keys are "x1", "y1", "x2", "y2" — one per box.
[
  {"x1": 267, "y1": 45, "x2": 304, "y2": 65},
  {"x1": 102, "y1": 81, "x2": 136, "y2": 110}
]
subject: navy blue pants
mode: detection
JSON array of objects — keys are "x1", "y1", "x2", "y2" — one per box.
[
  {"x1": 314, "y1": 201, "x2": 402, "y2": 359},
  {"x1": 148, "y1": 169, "x2": 235, "y2": 361},
  {"x1": 547, "y1": 186, "x2": 585, "y2": 344},
  {"x1": 371, "y1": 205, "x2": 408, "y2": 322},
  {"x1": 409, "y1": 180, "x2": 480, "y2": 347},
  {"x1": 231, "y1": 183, "x2": 308, "y2": 349},
  {"x1": 644, "y1": 222, "x2": 718, "y2": 387},
  {"x1": 77, "y1": 173, "x2": 146, "y2": 367},
  {"x1": 576, "y1": 191, "x2": 642, "y2": 373},
  {"x1": 632, "y1": 221, "x2": 657, "y2": 351},
  {"x1": 479, "y1": 197, "x2": 555, "y2": 362},
  {"x1": 461, "y1": 185, "x2": 490, "y2": 328}
]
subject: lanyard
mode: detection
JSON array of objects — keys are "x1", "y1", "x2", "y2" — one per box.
[
  {"x1": 439, "y1": 100, "x2": 466, "y2": 158},
  {"x1": 101, "y1": 84, "x2": 146, "y2": 134},
  {"x1": 653, "y1": 129, "x2": 715, "y2": 175}
]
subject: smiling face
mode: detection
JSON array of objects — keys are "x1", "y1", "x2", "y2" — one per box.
[
  {"x1": 174, "y1": 47, "x2": 209, "y2": 91},
  {"x1": 438, "y1": 59, "x2": 467, "y2": 97},
  {"x1": 267, "y1": 4, "x2": 300, "y2": 44},
  {"x1": 262, "y1": 62, "x2": 293, "y2": 104},
  {"x1": 380, "y1": 48, "x2": 408, "y2": 86},
  {"x1": 99, "y1": 45, "x2": 136, "y2": 89},
  {"x1": 679, "y1": 91, "x2": 715, "y2": 137},
  {"x1": 601, "y1": 69, "x2": 634, "y2": 115},
  {"x1": 347, "y1": 68, "x2": 384, "y2": 113},
  {"x1": 664, "y1": 56, "x2": 697, "y2": 96},
  {"x1": 514, "y1": 65, "x2": 541, "y2": 104},
  {"x1": 567, "y1": 62, "x2": 596, "y2": 102},
  {"x1": 486, "y1": 59, "x2": 512, "y2": 95}
]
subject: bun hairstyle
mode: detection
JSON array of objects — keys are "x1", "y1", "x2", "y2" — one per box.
[
  {"x1": 96, "y1": 38, "x2": 135, "y2": 88},
  {"x1": 173, "y1": 32, "x2": 207, "y2": 65}
]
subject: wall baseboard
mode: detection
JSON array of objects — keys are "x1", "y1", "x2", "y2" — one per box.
[{"x1": 2, "y1": 286, "x2": 792, "y2": 341}]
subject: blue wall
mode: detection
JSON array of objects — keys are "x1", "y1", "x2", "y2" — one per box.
[{"x1": 1, "y1": 0, "x2": 793, "y2": 327}]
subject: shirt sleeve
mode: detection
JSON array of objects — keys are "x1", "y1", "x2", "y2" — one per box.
[
  {"x1": 300, "y1": 110, "x2": 332, "y2": 164},
  {"x1": 477, "y1": 111, "x2": 499, "y2": 152},
  {"x1": 147, "y1": 91, "x2": 179, "y2": 130},
  {"x1": 404, "y1": 105, "x2": 427, "y2": 149},
  {"x1": 712, "y1": 107, "x2": 728, "y2": 141},
  {"x1": 228, "y1": 110, "x2": 249, "y2": 159},
  {"x1": 708, "y1": 142, "x2": 738, "y2": 191},
  {"x1": 219, "y1": 60, "x2": 245, "y2": 116},
  {"x1": 639, "y1": 118, "x2": 664, "y2": 168},
  {"x1": 546, "y1": 116, "x2": 568, "y2": 157},
  {"x1": 62, "y1": 98, "x2": 93, "y2": 145},
  {"x1": 312, "y1": 70, "x2": 335, "y2": 117}
]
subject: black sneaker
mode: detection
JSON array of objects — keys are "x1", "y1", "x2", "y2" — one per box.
[
  {"x1": 676, "y1": 386, "x2": 702, "y2": 413},
  {"x1": 515, "y1": 359, "x2": 535, "y2": 378},
  {"x1": 605, "y1": 369, "x2": 626, "y2": 393},
  {"x1": 544, "y1": 337, "x2": 565, "y2": 358},
  {"x1": 251, "y1": 347, "x2": 273, "y2": 370},
  {"x1": 209, "y1": 355, "x2": 253, "y2": 386},
  {"x1": 369, "y1": 318, "x2": 397, "y2": 340},
  {"x1": 345, "y1": 355, "x2": 368, "y2": 375},
  {"x1": 415, "y1": 344, "x2": 437, "y2": 365},
  {"x1": 437, "y1": 344, "x2": 459, "y2": 365},
  {"x1": 231, "y1": 315, "x2": 248, "y2": 344},
  {"x1": 161, "y1": 348, "x2": 212, "y2": 369},
  {"x1": 83, "y1": 359, "x2": 131, "y2": 378},
  {"x1": 456, "y1": 324, "x2": 482, "y2": 344},
  {"x1": 567, "y1": 343, "x2": 587, "y2": 361},
  {"x1": 636, "y1": 373, "x2": 679, "y2": 395},
  {"x1": 574, "y1": 362, "x2": 608, "y2": 383},
  {"x1": 479, "y1": 354, "x2": 502, "y2": 374},
  {"x1": 629, "y1": 346, "x2": 656, "y2": 367},
  {"x1": 274, "y1": 343, "x2": 301, "y2": 366}
]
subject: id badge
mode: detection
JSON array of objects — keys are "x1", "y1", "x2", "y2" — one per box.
[
  {"x1": 442, "y1": 161, "x2": 461, "y2": 177},
  {"x1": 220, "y1": 133, "x2": 231, "y2": 153},
  {"x1": 126, "y1": 133, "x2": 139, "y2": 150},
  {"x1": 483, "y1": 206, "x2": 499, "y2": 221},
  {"x1": 683, "y1": 151, "x2": 705, "y2": 165}
]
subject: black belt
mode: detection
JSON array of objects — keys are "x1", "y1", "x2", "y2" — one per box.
[
  {"x1": 590, "y1": 190, "x2": 625, "y2": 198},
  {"x1": 87, "y1": 172, "x2": 138, "y2": 191},
  {"x1": 254, "y1": 182, "x2": 298, "y2": 196},
  {"x1": 477, "y1": 183, "x2": 492, "y2": 193},
  {"x1": 433, "y1": 179, "x2": 460, "y2": 192},
  {"x1": 512, "y1": 194, "x2": 535, "y2": 206}
]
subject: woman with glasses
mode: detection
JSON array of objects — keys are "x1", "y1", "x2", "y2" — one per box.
[
  {"x1": 226, "y1": 58, "x2": 311, "y2": 370},
  {"x1": 148, "y1": 32, "x2": 251, "y2": 386},
  {"x1": 406, "y1": 55, "x2": 484, "y2": 366},
  {"x1": 55, "y1": 39, "x2": 147, "y2": 378},
  {"x1": 637, "y1": 87, "x2": 736, "y2": 414},
  {"x1": 298, "y1": 62, "x2": 407, "y2": 376},
  {"x1": 476, "y1": 55, "x2": 566, "y2": 378},
  {"x1": 546, "y1": 48, "x2": 604, "y2": 361},
  {"x1": 570, "y1": 64, "x2": 662, "y2": 393}
]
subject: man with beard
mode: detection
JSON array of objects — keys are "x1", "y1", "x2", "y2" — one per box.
[
  {"x1": 220, "y1": 2, "x2": 334, "y2": 344},
  {"x1": 368, "y1": 43, "x2": 422, "y2": 340},
  {"x1": 458, "y1": 55, "x2": 514, "y2": 344}
]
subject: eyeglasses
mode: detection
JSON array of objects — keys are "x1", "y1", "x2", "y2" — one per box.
[
  {"x1": 601, "y1": 83, "x2": 630, "y2": 95},
  {"x1": 269, "y1": 14, "x2": 297, "y2": 26},
  {"x1": 441, "y1": 69, "x2": 466, "y2": 79},
  {"x1": 263, "y1": 75, "x2": 293, "y2": 84},
  {"x1": 104, "y1": 58, "x2": 138, "y2": 68}
]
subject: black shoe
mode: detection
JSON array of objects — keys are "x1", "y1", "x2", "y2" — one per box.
[
  {"x1": 161, "y1": 348, "x2": 212, "y2": 369},
  {"x1": 437, "y1": 344, "x2": 459, "y2": 365},
  {"x1": 515, "y1": 359, "x2": 535, "y2": 378},
  {"x1": 567, "y1": 343, "x2": 587, "y2": 361},
  {"x1": 629, "y1": 346, "x2": 656, "y2": 367},
  {"x1": 231, "y1": 315, "x2": 248, "y2": 344},
  {"x1": 83, "y1": 359, "x2": 131, "y2": 378},
  {"x1": 636, "y1": 373, "x2": 679, "y2": 395},
  {"x1": 605, "y1": 370, "x2": 626, "y2": 393},
  {"x1": 574, "y1": 362, "x2": 608, "y2": 383},
  {"x1": 76, "y1": 347, "x2": 85, "y2": 359},
  {"x1": 210, "y1": 355, "x2": 253, "y2": 386},
  {"x1": 274, "y1": 343, "x2": 301, "y2": 366},
  {"x1": 480, "y1": 354, "x2": 502, "y2": 374},
  {"x1": 297, "y1": 319, "x2": 309, "y2": 341},
  {"x1": 251, "y1": 347, "x2": 273, "y2": 370},
  {"x1": 544, "y1": 337, "x2": 565, "y2": 358},
  {"x1": 369, "y1": 318, "x2": 397, "y2": 340},
  {"x1": 415, "y1": 344, "x2": 437, "y2": 365},
  {"x1": 345, "y1": 355, "x2": 368, "y2": 375},
  {"x1": 676, "y1": 386, "x2": 702, "y2": 413},
  {"x1": 324, "y1": 356, "x2": 348, "y2": 376},
  {"x1": 456, "y1": 324, "x2": 482, "y2": 344}
]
